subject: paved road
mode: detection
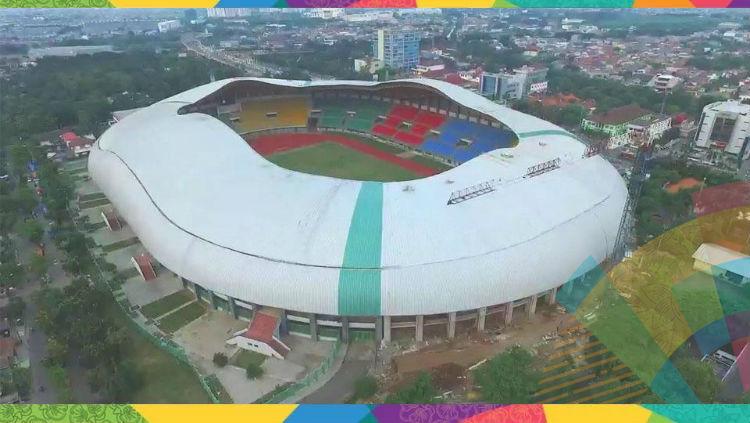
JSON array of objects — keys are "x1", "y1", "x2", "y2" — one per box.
[
  {"x1": 301, "y1": 343, "x2": 373, "y2": 404},
  {"x1": 24, "y1": 299, "x2": 57, "y2": 403},
  {"x1": 16, "y1": 213, "x2": 97, "y2": 403},
  {"x1": 16, "y1": 227, "x2": 71, "y2": 403}
]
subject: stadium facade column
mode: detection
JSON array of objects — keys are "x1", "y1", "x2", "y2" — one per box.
[
  {"x1": 228, "y1": 297, "x2": 238, "y2": 319},
  {"x1": 447, "y1": 312, "x2": 456, "y2": 339},
  {"x1": 504, "y1": 302, "x2": 513, "y2": 326},
  {"x1": 208, "y1": 290, "x2": 218, "y2": 310},
  {"x1": 309, "y1": 313, "x2": 318, "y2": 342},
  {"x1": 341, "y1": 317, "x2": 350, "y2": 342},
  {"x1": 181, "y1": 277, "x2": 194, "y2": 292},
  {"x1": 548, "y1": 287, "x2": 557, "y2": 305},
  {"x1": 527, "y1": 294, "x2": 538, "y2": 320},
  {"x1": 415, "y1": 315, "x2": 424, "y2": 342},
  {"x1": 382, "y1": 316, "x2": 391, "y2": 343},
  {"x1": 279, "y1": 310, "x2": 288, "y2": 335},
  {"x1": 477, "y1": 307, "x2": 487, "y2": 332}
]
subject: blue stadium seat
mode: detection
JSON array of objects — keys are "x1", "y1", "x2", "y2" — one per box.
[{"x1": 419, "y1": 119, "x2": 515, "y2": 163}]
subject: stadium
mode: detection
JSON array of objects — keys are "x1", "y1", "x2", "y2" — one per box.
[{"x1": 89, "y1": 78, "x2": 627, "y2": 351}]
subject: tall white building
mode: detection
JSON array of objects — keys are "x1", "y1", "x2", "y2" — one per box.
[
  {"x1": 647, "y1": 74, "x2": 682, "y2": 93},
  {"x1": 374, "y1": 29, "x2": 420, "y2": 70},
  {"x1": 205, "y1": 8, "x2": 253, "y2": 18},
  {"x1": 305, "y1": 9, "x2": 344, "y2": 20},
  {"x1": 157, "y1": 20, "x2": 181, "y2": 33},
  {"x1": 694, "y1": 100, "x2": 750, "y2": 158}
]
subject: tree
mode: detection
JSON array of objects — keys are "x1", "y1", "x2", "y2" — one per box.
[
  {"x1": 45, "y1": 338, "x2": 69, "y2": 366},
  {"x1": 245, "y1": 362, "x2": 264, "y2": 380},
  {"x1": 213, "y1": 352, "x2": 228, "y2": 367},
  {"x1": 0, "y1": 262, "x2": 25, "y2": 288},
  {"x1": 20, "y1": 220, "x2": 44, "y2": 244},
  {"x1": 92, "y1": 359, "x2": 144, "y2": 402},
  {"x1": 674, "y1": 357, "x2": 719, "y2": 403},
  {"x1": 353, "y1": 375, "x2": 378, "y2": 401},
  {"x1": 12, "y1": 367, "x2": 31, "y2": 400},
  {"x1": 15, "y1": 187, "x2": 37, "y2": 216},
  {"x1": 559, "y1": 104, "x2": 587, "y2": 127},
  {"x1": 473, "y1": 346, "x2": 540, "y2": 403},
  {"x1": 29, "y1": 254, "x2": 48, "y2": 278},
  {"x1": 6, "y1": 296, "x2": 25, "y2": 321},
  {"x1": 384, "y1": 372, "x2": 439, "y2": 404}
]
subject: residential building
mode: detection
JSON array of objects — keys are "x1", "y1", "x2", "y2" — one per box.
[
  {"x1": 59, "y1": 131, "x2": 94, "y2": 157},
  {"x1": 157, "y1": 20, "x2": 181, "y2": 33},
  {"x1": 305, "y1": 9, "x2": 344, "y2": 20},
  {"x1": 414, "y1": 60, "x2": 445, "y2": 75},
  {"x1": 343, "y1": 11, "x2": 394, "y2": 22},
  {"x1": 479, "y1": 71, "x2": 526, "y2": 100},
  {"x1": 694, "y1": 100, "x2": 750, "y2": 158},
  {"x1": 205, "y1": 8, "x2": 253, "y2": 18},
  {"x1": 374, "y1": 29, "x2": 420, "y2": 70},
  {"x1": 479, "y1": 66, "x2": 548, "y2": 101},
  {"x1": 693, "y1": 243, "x2": 750, "y2": 285},
  {"x1": 647, "y1": 74, "x2": 683, "y2": 93},
  {"x1": 515, "y1": 65, "x2": 549, "y2": 95},
  {"x1": 353, "y1": 57, "x2": 382, "y2": 74},
  {"x1": 581, "y1": 104, "x2": 671, "y2": 148}
]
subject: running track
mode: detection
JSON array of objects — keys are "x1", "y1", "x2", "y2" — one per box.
[{"x1": 246, "y1": 133, "x2": 439, "y2": 177}]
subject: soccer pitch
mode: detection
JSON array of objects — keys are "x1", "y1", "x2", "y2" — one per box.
[{"x1": 265, "y1": 141, "x2": 421, "y2": 182}]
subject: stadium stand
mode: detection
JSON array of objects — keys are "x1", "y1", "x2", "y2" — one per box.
[
  {"x1": 421, "y1": 119, "x2": 517, "y2": 163},
  {"x1": 314, "y1": 98, "x2": 391, "y2": 133},
  {"x1": 373, "y1": 104, "x2": 447, "y2": 147},
  {"x1": 235, "y1": 97, "x2": 310, "y2": 133},
  {"x1": 230, "y1": 96, "x2": 515, "y2": 164}
]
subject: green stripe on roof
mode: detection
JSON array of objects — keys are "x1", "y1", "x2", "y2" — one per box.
[
  {"x1": 517, "y1": 129, "x2": 579, "y2": 140},
  {"x1": 338, "y1": 182, "x2": 383, "y2": 316}
]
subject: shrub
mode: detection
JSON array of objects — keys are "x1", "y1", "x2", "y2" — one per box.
[
  {"x1": 353, "y1": 375, "x2": 378, "y2": 401},
  {"x1": 473, "y1": 346, "x2": 540, "y2": 403},
  {"x1": 384, "y1": 372, "x2": 438, "y2": 403},
  {"x1": 245, "y1": 362, "x2": 264, "y2": 380},
  {"x1": 213, "y1": 352, "x2": 228, "y2": 368}
]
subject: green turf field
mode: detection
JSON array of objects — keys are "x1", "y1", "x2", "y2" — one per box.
[{"x1": 266, "y1": 141, "x2": 419, "y2": 182}]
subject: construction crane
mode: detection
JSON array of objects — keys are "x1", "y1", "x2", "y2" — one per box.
[{"x1": 611, "y1": 143, "x2": 652, "y2": 264}]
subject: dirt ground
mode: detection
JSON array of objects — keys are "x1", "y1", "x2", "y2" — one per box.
[{"x1": 384, "y1": 306, "x2": 567, "y2": 396}]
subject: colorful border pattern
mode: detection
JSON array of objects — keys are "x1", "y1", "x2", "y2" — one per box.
[
  {"x1": 1, "y1": 404, "x2": 750, "y2": 422},
  {"x1": 1, "y1": 0, "x2": 750, "y2": 8}
]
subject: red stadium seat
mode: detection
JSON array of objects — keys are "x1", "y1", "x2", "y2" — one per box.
[
  {"x1": 373, "y1": 124, "x2": 398, "y2": 137},
  {"x1": 395, "y1": 131, "x2": 424, "y2": 145}
]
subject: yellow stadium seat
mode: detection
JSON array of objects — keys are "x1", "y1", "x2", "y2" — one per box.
[{"x1": 236, "y1": 97, "x2": 311, "y2": 133}]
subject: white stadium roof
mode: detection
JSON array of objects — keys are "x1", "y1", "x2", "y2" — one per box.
[{"x1": 89, "y1": 78, "x2": 627, "y2": 316}]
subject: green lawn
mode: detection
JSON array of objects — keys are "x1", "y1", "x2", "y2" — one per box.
[
  {"x1": 67, "y1": 167, "x2": 88, "y2": 175},
  {"x1": 79, "y1": 198, "x2": 110, "y2": 209},
  {"x1": 230, "y1": 350, "x2": 266, "y2": 369},
  {"x1": 101, "y1": 237, "x2": 139, "y2": 253},
  {"x1": 84, "y1": 221, "x2": 107, "y2": 232},
  {"x1": 118, "y1": 267, "x2": 141, "y2": 280},
  {"x1": 205, "y1": 374, "x2": 233, "y2": 403},
  {"x1": 107, "y1": 302, "x2": 211, "y2": 403},
  {"x1": 326, "y1": 131, "x2": 451, "y2": 172},
  {"x1": 409, "y1": 154, "x2": 452, "y2": 172},
  {"x1": 141, "y1": 290, "x2": 195, "y2": 320},
  {"x1": 79, "y1": 192, "x2": 106, "y2": 202},
  {"x1": 157, "y1": 301, "x2": 207, "y2": 333},
  {"x1": 266, "y1": 142, "x2": 418, "y2": 182}
]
